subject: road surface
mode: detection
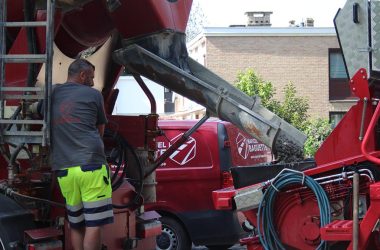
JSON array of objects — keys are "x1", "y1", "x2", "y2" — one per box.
[{"x1": 192, "y1": 244, "x2": 246, "y2": 249}]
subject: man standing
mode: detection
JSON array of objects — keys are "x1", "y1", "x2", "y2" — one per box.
[{"x1": 51, "y1": 59, "x2": 113, "y2": 250}]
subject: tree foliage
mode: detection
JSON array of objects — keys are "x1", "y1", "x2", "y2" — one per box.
[
  {"x1": 277, "y1": 83, "x2": 309, "y2": 131},
  {"x1": 186, "y1": 0, "x2": 207, "y2": 42},
  {"x1": 235, "y1": 69, "x2": 280, "y2": 111},
  {"x1": 304, "y1": 118, "x2": 332, "y2": 157},
  {"x1": 235, "y1": 69, "x2": 331, "y2": 157}
]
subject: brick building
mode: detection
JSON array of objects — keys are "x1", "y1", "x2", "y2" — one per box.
[{"x1": 187, "y1": 26, "x2": 356, "y2": 124}]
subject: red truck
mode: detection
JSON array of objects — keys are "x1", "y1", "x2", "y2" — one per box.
[
  {"x1": 148, "y1": 119, "x2": 272, "y2": 249},
  {"x1": 6, "y1": 0, "x2": 380, "y2": 249},
  {"x1": 0, "y1": 1, "x2": 307, "y2": 249}
]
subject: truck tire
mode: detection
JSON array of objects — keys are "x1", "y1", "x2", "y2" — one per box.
[{"x1": 156, "y1": 216, "x2": 191, "y2": 250}]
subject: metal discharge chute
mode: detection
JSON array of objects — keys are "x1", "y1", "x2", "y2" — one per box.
[{"x1": 113, "y1": 31, "x2": 307, "y2": 162}]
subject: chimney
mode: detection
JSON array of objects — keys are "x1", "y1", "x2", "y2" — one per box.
[
  {"x1": 245, "y1": 11, "x2": 273, "y2": 26},
  {"x1": 306, "y1": 18, "x2": 314, "y2": 27}
]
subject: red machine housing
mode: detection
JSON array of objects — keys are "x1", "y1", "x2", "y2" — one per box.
[
  {"x1": 0, "y1": 1, "x2": 192, "y2": 249},
  {"x1": 213, "y1": 68, "x2": 380, "y2": 250}
]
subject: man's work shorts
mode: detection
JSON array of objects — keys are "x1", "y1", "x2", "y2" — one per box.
[{"x1": 56, "y1": 164, "x2": 114, "y2": 228}]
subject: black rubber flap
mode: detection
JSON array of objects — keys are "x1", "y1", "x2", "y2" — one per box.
[{"x1": 231, "y1": 160, "x2": 316, "y2": 189}]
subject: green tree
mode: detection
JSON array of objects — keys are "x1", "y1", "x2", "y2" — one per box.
[
  {"x1": 186, "y1": 0, "x2": 207, "y2": 42},
  {"x1": 235, "y1": 68, "x2": 331, "y2": 157},
  {"x1": 304, "y1": 118, "x2": 332, "y2": 157},
  {"x1": 277, "y1": 83, "x2": 309, "y2": 131},
  {"x1": 235, "y1": 69, "x2": 280, "y2": 112}
]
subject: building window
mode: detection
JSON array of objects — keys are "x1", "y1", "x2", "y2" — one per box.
[
  {"x1": 329, "y1": 111, "x2": 346, "y2": 128},
  {"x1": 329, "y1": 49, "x2": 352, "y2": 100}
]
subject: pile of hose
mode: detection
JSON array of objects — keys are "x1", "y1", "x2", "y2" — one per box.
[
  {"x1": 257, "y1": 169, "x2": 331, "y2": 250},
  {"x1": 104, "y1": 129, "x2": 144, "y2": 209}
]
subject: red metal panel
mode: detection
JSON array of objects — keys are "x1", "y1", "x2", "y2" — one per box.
[
  {"x1": 146, "y1": 114, "x2": 159, "y2": 152},
  {"x1": 163, "y1": 0, "x2": 193, "y2": 32},
  {"x1": 240, "y1": 236, "x2": 263, "y2": 250},
  {"x1": 153, "y1": 122, "x2": 219, "y2": 212},
  {"x1": 306, "y1": 152, "x2": 380, "y2": 176},
  {"x1": 315, "y1": 68, "x2": 375, "y2": 166},
  {"x1": 320, "y1": 220, "x2": 353, "y2": 241},
  {"x1": 212, "y1": 187, "x2": 236, "y2": 210},
  {"x1": 107, "y1": 115, "x2": 148, "y2": 149},
  {"x1": 55, "y1": 1, "x2": 114, "y2": 57},
  {"x1": 24, "y1": 228, "x2": 62, "y2": 241},
  {"x1": 136, "y1": 220, "x2": 162, "y2": 238},
  {"x1": 110, "y1": 0, "x2": 192, "y2": 38},
  {"x1": 52, "y1": 0, "x2": 192, "y2": 57},
  {"x1": 315, "y1": 101, "x2": 375, "y2": 166},
  {"x1": 348, "y1": 182, "x2": 380, "y2": 249},
  {"x1": 350, "y1": 68, "x2": 370, "y2": 99},
  {"x1": 54, "y1": 26, "x2": 88, "y2": 58},
  {"x1": 5, "y1": 0, "x2": 24, "y2": 41}
]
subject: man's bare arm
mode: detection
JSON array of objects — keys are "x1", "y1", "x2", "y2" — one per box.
[{"x1": 97, "y1": 124, "x2": 105, "y2": 138}]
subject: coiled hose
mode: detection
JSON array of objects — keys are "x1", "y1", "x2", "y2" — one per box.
[
  {"x1": 104, "y1": 129, "x2": 144, "y2": 209},
  {"x1": 257, "y1": 169, "x2": 331, "y2": 250}
]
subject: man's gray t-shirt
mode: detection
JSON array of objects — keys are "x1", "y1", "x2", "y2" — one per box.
[{"x1": 50, "y1": 82, "x2": 107, "y2": 170}]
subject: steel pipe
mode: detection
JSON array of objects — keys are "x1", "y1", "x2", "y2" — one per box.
[{"x1": 353, "y1": 172, "x2": 359, "y2": 250}]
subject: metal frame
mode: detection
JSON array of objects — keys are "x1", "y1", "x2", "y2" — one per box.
[
  {"x1": 0, "y1": 0, "x2": 55, "y2": 146},
  {"x1": 0, "y1": 0, "x2": 7, "y2": 121}
]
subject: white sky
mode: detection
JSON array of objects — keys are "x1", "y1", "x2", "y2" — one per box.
[{"x1": 198, "y1": 0, "x2": 347, "y2": 27}]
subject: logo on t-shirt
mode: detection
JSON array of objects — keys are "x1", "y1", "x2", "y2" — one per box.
[{"x1": 53, "y1": 101, "x2": 80, "y2": 125}]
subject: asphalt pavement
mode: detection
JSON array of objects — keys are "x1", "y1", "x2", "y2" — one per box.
[{"x1": 192, "y1": 244, "x2": 246, "y2": 250}]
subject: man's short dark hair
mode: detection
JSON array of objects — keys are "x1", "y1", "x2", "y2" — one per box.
[{"x1": 68, "y1": 59, "x2": 95, "y2": 77}]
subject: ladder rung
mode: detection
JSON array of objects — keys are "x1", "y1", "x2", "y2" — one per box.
[
  {"x1": 0, "y1": 87, "x2": 43, "y2": 92},
  {"x1": 3, "y1": 131, "x2": 43, "y2": 136},
  {"x1": 2, "y1": 21, "x2": 47, "y2": 27},
  {"x1": 1, "y1": 54, "x2": 47, "y2": 63},
  {"x1": 3, "y1": 94, "x2": 44, "y2": 100},
  {"x1": 0, "y1": 120, "x2": 44, "y2": 125},
  {"x1": 3, "y1": 135, "x2": 43, "y2": 144}
]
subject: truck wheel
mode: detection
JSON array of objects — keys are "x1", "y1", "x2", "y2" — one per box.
[{"x1": 156, "y1": 216, "x2": 191, "y2": 250}]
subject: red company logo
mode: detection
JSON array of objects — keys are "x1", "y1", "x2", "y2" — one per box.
[
  {"x1": 236, "y1": 133, "x2": 249, "y2": 159},
  {"x1": 169, "y1": 134, "x2": 196, "y2": 165}
]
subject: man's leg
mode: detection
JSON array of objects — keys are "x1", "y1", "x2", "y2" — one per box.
[
  {"x1": 71, "y1": 226, "x2": 85, "y2": 250},
  {"x1": 56, "y1": 167, "x2": 86, "y2": 250},
  {"x1": 81, "y1": 165, "x2": 114, "y2": 249},
  {"x1": 83, "y1": 226, "x2": 102, "y2": 250}
]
